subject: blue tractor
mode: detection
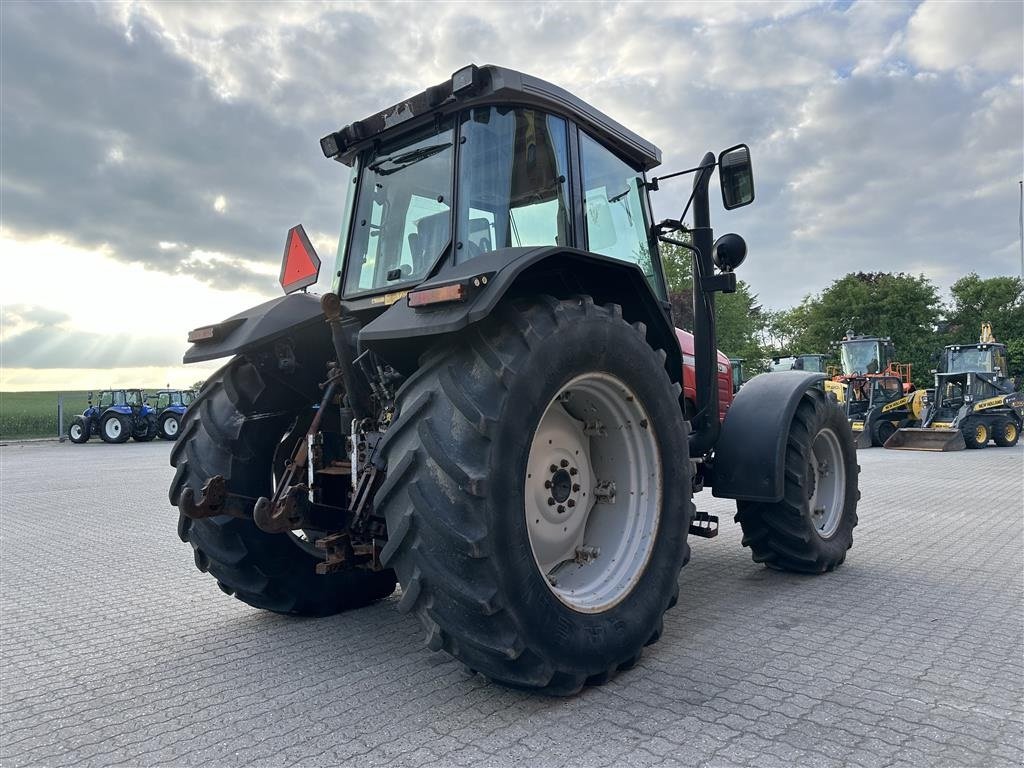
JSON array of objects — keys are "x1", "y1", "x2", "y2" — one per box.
[
  {"x1": 152, "y1": 389, "x2": 197, "y2": 440},
  {"x1": 67, "y1": 389, "x2": 158, "y2": 444}
]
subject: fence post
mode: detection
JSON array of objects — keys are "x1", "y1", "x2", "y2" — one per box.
[{"x1": 57, "y1": 394, "x2": 64, "y2": 440}]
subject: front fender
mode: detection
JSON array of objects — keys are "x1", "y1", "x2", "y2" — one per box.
[
  {"x1": 712, "y1": 371, "x2": 826, "y2": 502},
  {"x1": 182, "y1": 292, "x2": 326, "y2": 364},
  {"x1": 359, "y1": 246, "x2": 681, "y2": 381}
]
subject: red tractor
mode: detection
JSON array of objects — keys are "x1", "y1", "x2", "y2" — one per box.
[{"x1": 171, "y1": 65, "x2": 859, "y2": 694}]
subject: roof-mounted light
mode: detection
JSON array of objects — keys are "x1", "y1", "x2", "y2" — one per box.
[
  {"x1": 451, "y1": 64, "x2": 481, "y2": 94},
  {"x1": 320, "y1": 131, "x2": 343, "y2": 158}
]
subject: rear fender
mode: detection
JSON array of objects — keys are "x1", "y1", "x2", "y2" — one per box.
[
  {"x1": 359, "y1": 246, "x2": 681, "y2": 381},
  {"x1": 712, "y1": 371, "x2": 827, "y2": 502},
  {"x1": 182, "y1": 293, "x2": 328, "y2": 364}
]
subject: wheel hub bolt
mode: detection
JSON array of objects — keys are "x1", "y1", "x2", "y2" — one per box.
[
  {"x1": 560, "y1": 459, "x2": 569, "y2": 468},
  {"x1": 567, "y1": 499, "x2": 575, "y2": 508},
  {"x1": 547, "y1": 497, "x2": 555, "y2": 506},
  {"x1": 544, "y1": 480, "x2": 552, "y2": 489},
  {"x1": 550, "y1": 465, "x2": 559, "y2": 473},
  {"x1": 572, "y1": 483, "x2": 580, "y2": 492},
  {"x1": 557, "y1": 504, "x2": 566, "y2": 514},
  {"x1": 569, "y1": 467, "x2": 578, "y2": 476}
]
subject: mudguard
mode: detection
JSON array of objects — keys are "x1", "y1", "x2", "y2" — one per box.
[
  {"x1": 359, "y1": 246, "x2": 681, "y2": 380},
  {"x1": 182, "y1": 293, "x2": 325, "y2": 364},
  {"x1": 712, "y1": 371, "x2": 826, "y2": 503}
]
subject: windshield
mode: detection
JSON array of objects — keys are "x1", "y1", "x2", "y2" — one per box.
[
  {"x1": 771, "y1": 357, "x2": 797, "y2": 372},
  {"x1": 946, "y1": 347, "x2": 994, "y2": 373},
  {"x1": 841, "y1": 340, "x2": 881, "y2": 375},
  {"x1": 341, "y1": 122, "x2": 455, "y2": 296}
]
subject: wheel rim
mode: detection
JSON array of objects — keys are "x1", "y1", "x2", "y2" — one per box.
[
  {"x1": 808, "y1": 427, "x2": 846, "y2": 539},
  {"x1": 975, "y1": 425, "x2": 987, "y2": 444},
  {"x1": 105, "y1": 419, "x2": 121, "y2": 439},
  {"x1": 70, "y1": 424, "x2": 82, "y2": 440},
  {"x1": 524, "y1": 372, "x2": 661, "y2": 614},
  {"x1": 164, "y1": 416, "x2": 179, "y2": 437},
  {"x1": 1007, "y1": 424, "x2": 1018, "y2": 442}
]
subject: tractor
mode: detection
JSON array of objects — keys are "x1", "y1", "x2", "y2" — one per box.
[
  {"x1": 886, "y1": 324, "x2": 1022, "y2": 451},
  {"x1": 151, "y1": 389, "x2": 197, "y2": 440},
  {"x1": 169, "y1": 65, "x2": 859, "y2": 694},
  {"x1": 842, "y1": 375, "x2": 923, "y2": 448},
  {"x1": 68, "y1": 389, "x2": 157, "y2": 444}
]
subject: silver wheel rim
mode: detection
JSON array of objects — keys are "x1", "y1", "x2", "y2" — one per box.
[
  {"x1": 525, "y1": 372, "x2": 662, "y2": 613},
  {"x1": 70, "y1": 424, "x2": 82, "y2": 440},
  {"x1": 105, "y1": 418, "x2": 121, "y2": 439},
  {"x1": 164, "y1": 416, "x2": 179, "y2": 437},
  {"x1": 808, "y1": 427, "x2": 846, "y2": 538}
]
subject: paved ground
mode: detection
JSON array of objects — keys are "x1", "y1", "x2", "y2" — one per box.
[{"x1": 1, "y1": 439, "x2": 1022, "y2": 767}]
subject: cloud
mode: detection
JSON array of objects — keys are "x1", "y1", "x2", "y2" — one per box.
[
  {"x1": 1, "y1": 0, "x2": 1021, "y2": 324},
  {"x1": 905, "y1": 0, "x2": 1024, "y2": 73}
]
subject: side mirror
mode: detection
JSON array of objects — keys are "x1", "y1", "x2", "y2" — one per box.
[
  {"x1": 87, "y1": 392, "x2": 93, "y2": 404},
  {"x1": 718, "y1": 144, "x2": 754, "y2": 210}
]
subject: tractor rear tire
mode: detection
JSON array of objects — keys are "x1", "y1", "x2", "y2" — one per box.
[
  {"x1": 169, "y1": 358, "x2": 398, "y2": 616},
  {"x1": 100, "y1": 413, "x2": 130, "y2": 443},
  {"x1": 962, "y1": 419, "x2": 989, "y2": 449},
  {"x1": 992, "y1": 418, "x2": 1019, "y2": 448},
  {"x1": 159, "y1": 412, "x2": 181, "y2": 441},
  {"x1": 375, "y1": 296, "x2": 693, "y2": 695},
  {"x1": 735, "y1": 389, "x2": 859, "y2": 573},
  {"x1": 68, "y1": 416, "x2": 89, "y2": 444}
]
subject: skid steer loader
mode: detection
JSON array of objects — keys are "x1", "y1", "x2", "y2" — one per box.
[
  {"x1": 842, "y1": 375, "x2": 924, "y2": 448},
  {"x1": 886, "y1": 327, "x2": 1022, "y2": 450},
  {"x1": 169, "y1": 64, "x2": 860, "y2": 694}
]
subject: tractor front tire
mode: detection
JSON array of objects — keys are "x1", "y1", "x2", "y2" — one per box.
[
  {"x1": 100, "y1": 413, "x2": 130, "y2": 444},
  {"x1": 736, "y1": 389, "x2": 859, "y2": 573},
  {"x1": 68, "y1": 416, "x2": 89, "y2": 444},
  {"x1": 992, "y1": 418, "x2": 1020, "y2": 448},
  {"x1": 962, "y1": 419, "x2": 989, "y2": 449},
  {"x1": 159, "y1": 412, "x2": 181, "y2": 441},
  {"x1": 169, "y1": 358, "x2": 397, "y2": 616},
  {"x1": 375, "y1": 296, "x2": 693, "y2": 695}
]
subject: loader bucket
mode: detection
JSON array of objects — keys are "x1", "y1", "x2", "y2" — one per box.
[{"x1": 884, "y1": 427, "x2": 965, "y2": 452}]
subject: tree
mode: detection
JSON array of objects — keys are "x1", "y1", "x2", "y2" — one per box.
[
  {"x1": 780, "y1": 272, "x2": 943, "y2": 387},
  {"x1": 943, "y1": 273, "x2": 1024, "y2": 374},
  {"x1": 659, "y1": 242, "x2": 769, "y2": 371}
]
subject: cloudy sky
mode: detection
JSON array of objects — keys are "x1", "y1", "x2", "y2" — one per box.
[{"x1": 1, "y1": 0, "x2": 1022, "y2": 390}]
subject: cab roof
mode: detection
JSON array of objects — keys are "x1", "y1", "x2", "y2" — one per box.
[{"x1": 323, "y1": 64, "x2": 662, "y2": 171}]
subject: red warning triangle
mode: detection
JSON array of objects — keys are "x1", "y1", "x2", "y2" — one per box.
[{"x1": 279, "y1": 224, "x2": 321, "y2": 293}]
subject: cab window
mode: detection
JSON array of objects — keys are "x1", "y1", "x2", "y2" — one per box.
[
  {"x1": 580, "y1": 132, "x2": 655, "y2": 289},
  {"x1": 457, "y1": 108, "x2": 570, "y2": 256}
]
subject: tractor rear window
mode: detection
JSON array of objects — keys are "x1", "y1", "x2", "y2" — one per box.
[
  {"x1": 343, "y1": 122, "x2": 455, "y2": 296},
  {"x1": 456, "y1": 107, "x2": 570, "y2": 256}
]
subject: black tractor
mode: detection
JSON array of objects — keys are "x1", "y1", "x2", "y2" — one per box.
[{"x1": 170, "y1": 65, "x2": 859, "y2": 694}]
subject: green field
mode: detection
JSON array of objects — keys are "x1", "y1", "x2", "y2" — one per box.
[{"x1": 0, "y1": 391, "x2": 91, "y2": 440}]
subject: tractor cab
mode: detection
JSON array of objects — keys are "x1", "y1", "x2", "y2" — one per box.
[
  {"x1": 838, "y1": 334, "x2": 894, "y2": 376},
  {"x1": 771, "y1": 354, "x2": 826, "y2": 373},
  {"x1": 939, "y1": 343, "x2": 1009, "y2": 378}
]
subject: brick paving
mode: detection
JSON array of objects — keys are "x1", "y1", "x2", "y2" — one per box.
[{"x1": 1, "y1": 439, "x2": 1021, "y2": 767}]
